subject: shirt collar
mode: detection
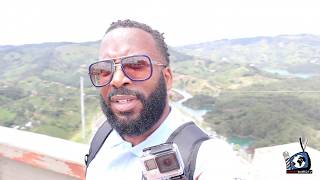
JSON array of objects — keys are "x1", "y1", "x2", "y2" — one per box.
[
  {"x1": 130, "y1": 106, "x2": 189, "y2": 157},
  {"x1": 106, "y1": 106, "x2": 191, "y2": 157}
]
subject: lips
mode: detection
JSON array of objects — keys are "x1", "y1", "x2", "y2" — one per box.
[{"x1": 110, "y1": 95, "x2": 139, "y2": 112}]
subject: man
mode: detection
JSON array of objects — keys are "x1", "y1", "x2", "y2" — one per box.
[{"x1": 86, "y1": 19, "x2": 247, "y2": 180}]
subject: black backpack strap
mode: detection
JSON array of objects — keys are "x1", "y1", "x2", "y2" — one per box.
[
  {"x1": 85, "y1": 120, "x2": 113, "y2": 168},
  {"x1": 166, "y1": 121, "x2": 210, "y2": 180}
]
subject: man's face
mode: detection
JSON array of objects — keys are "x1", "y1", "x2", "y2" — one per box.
[{"x1": 98, "y1": 28, "x2": 172, "y2": 136}]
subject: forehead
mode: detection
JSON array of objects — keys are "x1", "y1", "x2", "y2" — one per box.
[{"x1": 99, "y1": 28, "x2": 161, "y2": 60}]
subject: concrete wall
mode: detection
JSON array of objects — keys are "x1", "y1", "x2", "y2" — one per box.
[{"x1": 0, "y1": 126, "x2": 88, "y2": 180}]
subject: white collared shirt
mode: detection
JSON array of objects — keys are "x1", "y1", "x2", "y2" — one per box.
[{"x1": 86, "y1": 106, "x2": 248, "y2": 180}]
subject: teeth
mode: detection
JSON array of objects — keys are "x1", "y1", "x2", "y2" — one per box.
[{"x1": 117, "y1": 99, "x2": 130, "y2": 103}]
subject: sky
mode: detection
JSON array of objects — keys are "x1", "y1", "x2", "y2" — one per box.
[{"x1": 1, "y1": 0, "x2": 319, "y2": 46}]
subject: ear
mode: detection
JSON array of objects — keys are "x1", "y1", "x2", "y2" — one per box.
[{"x1": 162, "y1": 67, "x2": 173, "y2": 91}]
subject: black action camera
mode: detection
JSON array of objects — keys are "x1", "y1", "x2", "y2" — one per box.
[{"x1": 141, "y1": 143, "x2": 186, "y2": 180}]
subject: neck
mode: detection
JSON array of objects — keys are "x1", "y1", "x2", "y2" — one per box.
[{"x1": 123, "y1": 104, "x2": 171, "y2": 146}]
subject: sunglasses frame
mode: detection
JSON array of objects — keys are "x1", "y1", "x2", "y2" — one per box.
[{"x1": 88, "y1": 54, "x2": 167, "y2": 87}]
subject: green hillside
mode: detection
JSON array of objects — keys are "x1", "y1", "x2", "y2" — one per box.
[
  {"x1": 0, "y1": 41, "x2": 192, "y2": 142},
  {"x1": 177, "y1": 34, "x2": 320, "y2": 149},
  {"x1": 0, "y1": 34, "x2": 319, "y2": 149},
  {"x1": 0, "y1": 42, "x2": 101, "y2": 141}
]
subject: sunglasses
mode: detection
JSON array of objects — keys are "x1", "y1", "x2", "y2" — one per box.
[{"x1": 88, "y1": 55, "x2": 168, "y2": 87}]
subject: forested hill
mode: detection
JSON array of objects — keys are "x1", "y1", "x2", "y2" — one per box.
[
  {"x1": 0, "y1": 34, "x2": 319, "y2": 149},
  {"x1": 0, "y1": 41, "x2": 100, "y2": 140},
  {"x1": 174, "y1": 34, "x2": 320, "y2": 149}
]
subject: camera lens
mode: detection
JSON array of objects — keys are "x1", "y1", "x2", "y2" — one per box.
[
  {"x1": 163, "y1": 158, "x2": 172, "y2": 166},
  {"x1": 155, "y1": 152, "x2": 180, "y2": 173}
]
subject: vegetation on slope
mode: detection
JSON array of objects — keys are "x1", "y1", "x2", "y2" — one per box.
[{"x1": 0, "y1": 35, "x2": 319, "y2": 149}]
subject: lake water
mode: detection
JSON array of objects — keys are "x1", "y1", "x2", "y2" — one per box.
[
  {"x1": 262, "y1": 68, "x2": 318, "y2": 79},
  {"x1": 228, "y1": 136, "x2": 253, "y2": 147},
  {"x1": 172, "y1": 89, "x2": 254, "y2": 147},
  {"x1": 170, "y1": 89, "x2": 207, "y2": 122}
]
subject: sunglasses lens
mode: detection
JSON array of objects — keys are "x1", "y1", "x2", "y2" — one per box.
[
  {"x1": 89, "y1": 61, "x2": 113, "y2": 87},
  {"x1": 88, "y1": 55, "x2": 154, "y2": 87},
  {"x1": 122, "y1": 56, "x2": 152, "y2": 80}
]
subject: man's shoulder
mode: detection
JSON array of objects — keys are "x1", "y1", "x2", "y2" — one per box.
[
  {"x1": 200, "y1": 138, "x2": 232, "y2": 150},
  {"x1": 195, "y1": 138, "x2": 250, "y2": 180},
  {"x1": 197, "y1": 137, "x2": 243, "y2": 164}
]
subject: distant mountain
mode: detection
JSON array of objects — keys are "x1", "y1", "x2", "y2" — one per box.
[
  {"x1": 179, "y1": 34, "x2": 320, "y2": 50},
  {"x1": 176, "y1": 34, "x2": 320, "y2": 74},
  {"x1": 0, "y1": 41, "x2": 99, "y2": 86}
]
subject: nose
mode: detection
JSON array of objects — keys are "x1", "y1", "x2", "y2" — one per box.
[{"x1": 109, "y1": 63, "x2": 131, "y2": 88}]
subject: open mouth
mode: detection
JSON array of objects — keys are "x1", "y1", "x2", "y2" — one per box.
[
  {"x1": 110, "y1": 95, "x2": 139, "y2": 112},
  {"x1": 116, "y1": 99, "x2": 133, "y2": 103}
]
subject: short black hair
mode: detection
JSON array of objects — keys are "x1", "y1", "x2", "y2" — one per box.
[{"x1": 105, "y1": 19, "x2": 170, "y2": 64}]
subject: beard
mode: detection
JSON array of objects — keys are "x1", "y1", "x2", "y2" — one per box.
[{"x1": 100, "y1": 74, "x2": 167, "y2": 137}]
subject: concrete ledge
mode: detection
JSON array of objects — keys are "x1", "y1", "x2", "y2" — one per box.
[{"x1": 0, "y1": 126, "x2": 88, "y2": 180}]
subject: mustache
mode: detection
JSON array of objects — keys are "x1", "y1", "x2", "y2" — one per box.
[{"x1": 108, "y1": 87, "x2": 144, "y2": 101}]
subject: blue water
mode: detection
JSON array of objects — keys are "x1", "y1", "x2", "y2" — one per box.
[
  {"x1": 170, "y1": 89, "x2": 207, "y2": 122},
  {"x1": 262, "y1": 68, "x2": 317, "y2": 79},
  {"x1": 172, "y1": 89, "x2": 255, "y2": 147},
  {"x1": 228, "y1": 136, "x2": 253, "y2": 147}
]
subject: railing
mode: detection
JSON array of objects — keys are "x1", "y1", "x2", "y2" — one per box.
[
  {"x1": 1, "y1": 125, "x2": 319, "y2": 180},
  {"x1": 0, "y1": 126, "x2": 88, "y2": 180}
]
